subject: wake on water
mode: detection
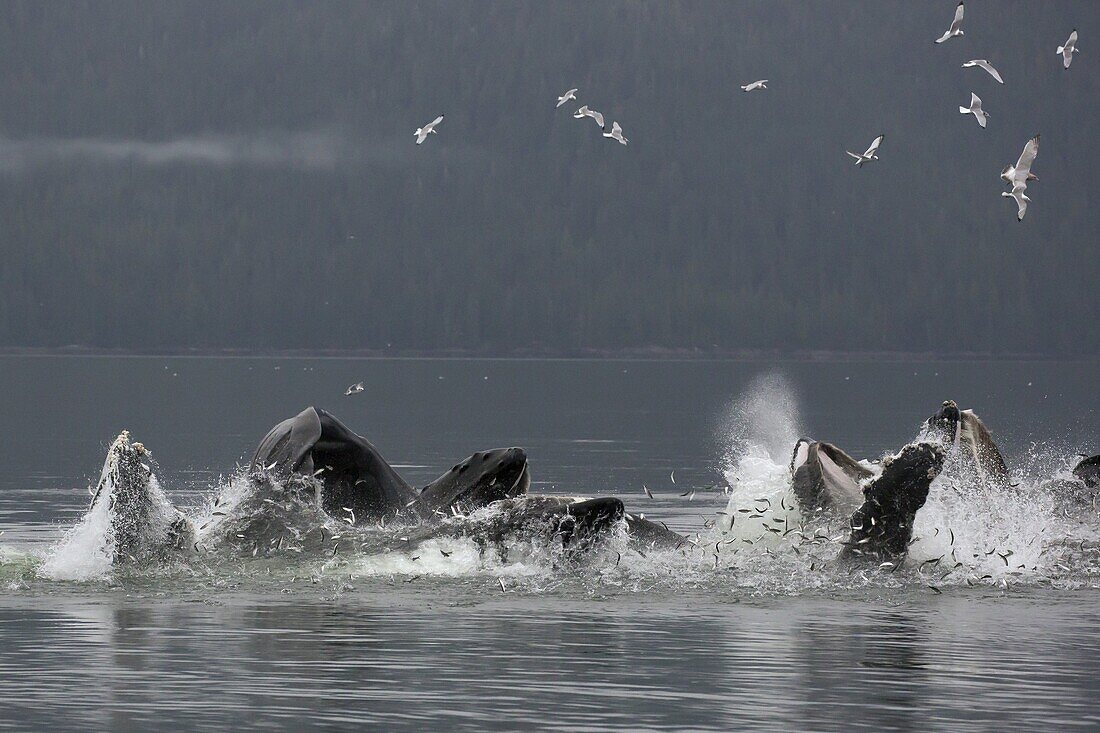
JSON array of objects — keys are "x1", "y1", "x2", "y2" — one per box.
[{"x1": 5, "y1": 372, "x2": 1099, "y2": 595}]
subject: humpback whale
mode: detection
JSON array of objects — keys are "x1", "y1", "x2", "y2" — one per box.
[
  {"x1": 1072, "y1": 455, "x2": 1100, "y2": 490},
  {"x1": 370, "y1": 495, "x2": 626, "y2": 561},
  {"x1": 250, "y1": 407, "x2": 418, "y2": 522},
  {"x1": 924, "y1": 400, "x2": 1010, "y2": 487},
  {"x1": 251, "y1": 407, "x2": 684, "y2": 552},
  {"x1": 790, "y1": 439, "x2": 874, "y2": 513},
  {"x1": 68, "y1": 407, "x2": 687, "y2": 568},
  {"x1": 87, "y1": 431, "x2": 194, "y2": 564},
  {"x1": 842, "y1": 442, "x2": 946, "y2": 561},
  {"x1": 410, "y1": 447, "x2": 532, "y2": 520},
  {"x1": 787, "y1": 399, "x2": 1010, "y2": 563}
]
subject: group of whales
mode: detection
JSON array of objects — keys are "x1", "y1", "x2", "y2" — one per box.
[{"x1": 79, "y1": 403, "x2": 1098, "y2": 572}]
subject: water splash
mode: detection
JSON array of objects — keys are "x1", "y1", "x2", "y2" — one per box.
[{"x1": 25, "y1": 396, "x2": 1100, "y2": 594}]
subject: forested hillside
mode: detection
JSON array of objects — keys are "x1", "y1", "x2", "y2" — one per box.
[{"x1": 0, "y1": 1, "x2": 1096, "y2": 354}]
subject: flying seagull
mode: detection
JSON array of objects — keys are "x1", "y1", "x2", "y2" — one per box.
[
  {"x1": 602, "y1": 121, "x2": 628, "y2": 145},
  {"x1": 556, "y1": 88, "x2": 578, "y2": 108},
  {"x1": 934, "y1": 2, "x2": 965, "y2": 44},
  {"x1": 846, "y1": 134, "x2": 884, "y2": 166},
  {"x1": 959, "y1": 93, "x2": 989, "y2": 128},
  {"x1": 1001, "y1": 134, "x2": 1040, "y2": 189},
  {"x1": 741, "y1": 80, "x2": 768, "y2": 92},
  {"x1": 1002, "y1": 185, "x2": 1030, "y2": 222},
  {"x1": 573, "y1": 105, "x2": 605, "y2": 128},
  {"x1": 345, "y1": 382, "x2": 365, "y2": 396},
  {"x1": 1058, "y1": 30, "x2": 1079, "y2": 69},
  {"x1": 962, "y1": 59, "x2": 1004, "y2": 84},
  {"x1": 415, "y1": 115, "x2": 444, "y2": 145}
]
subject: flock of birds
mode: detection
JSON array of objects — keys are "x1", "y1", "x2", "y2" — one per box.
[
  {"x1": 840, "y1": 3, "x2": 1075, "y2": 222},
  {"x1": 413, "y1": 2, "x2": 1079, "y2": 222},
  {"x1": 557, "y1": 88, "x2": 629, "y2": 145}
]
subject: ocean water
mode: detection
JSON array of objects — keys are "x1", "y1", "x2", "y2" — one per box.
[{"x1": 1, "y1": 355, "x2": 1098, "y2": 731}]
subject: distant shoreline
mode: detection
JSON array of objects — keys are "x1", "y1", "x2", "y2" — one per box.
[{"x1": 0, "y1": 346, "x2": 1093, "y2": 362}]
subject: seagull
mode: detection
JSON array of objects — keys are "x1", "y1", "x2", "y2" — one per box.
[
  {"x1": 846, "y1": 134, "x2": 885, "y2": 166},
  {"x1": 1058, "y1": 30, "x2": 1079, "y2": 69},
  {"x1": 741, "y1": 80, "x2": 768, "y2": 92},
  {"x1": 959, "y1": 93, "x2": 989, "y2": 128},
  {"x1": 602, "y1": 121, "x2": 628, "y2": 145},
  {"x1": 1002, "y1": 185, "x2": 1031, "y2": 221},
  {"x1": 1001, "y1": 134, "x2": 1040, "y2": 188},
  {"x1": 345, "y1": 381, "x2": 365, "y2": 396},
  {"x1": 962, "y1": 59, "x2": 1004, "y2": 84},
  {"x1": 414, "y1": 114, "x2": 444, "y2": 145},
  {"x1": 934, "y1": 2, "x2": 965, "y2": 44},
  {"x1": 556, "y1": 88, "x2": 578, "y2": 108},
  {"x1": 573, "y1": 105, "x2": 605, "y2": 128}
]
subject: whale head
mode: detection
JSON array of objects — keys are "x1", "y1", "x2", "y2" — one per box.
[
  {"x1": 88, "y1": 431, "x2": 194, "y2": 564},
  {"x1": 925, "y1": 399, "x2": 962, "y2": 444},
  {"x1": 416, "y1": 447, "x2": 531, "y2": 517}
]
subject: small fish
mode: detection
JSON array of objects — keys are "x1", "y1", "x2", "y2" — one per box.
[
  {"x1": 498, "y1": 578, "x2": 507, "y2": 592},
  {"x1": 670, "y1": 471, "x2": 676, "y2": 484},
  {"x1": 680, "y1": 489, "x2": 696, "y2": 501},
  {"x1": 928, "y1": 585, "x2": 942, "y2": 595},
  {"x1": 440, "y1": 549, "x2": 452, "y2": 557},
  {"x1": 643, "y1": 485, "x2": 653, "y2": 499},
  {"x1": 411, "y1": 555, "x2": 420, "y2": 561},
  {"x1": 332, "y1": 542, "x2": 339, "y2": 557}
]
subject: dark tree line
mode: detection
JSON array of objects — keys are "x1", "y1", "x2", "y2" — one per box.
[{"x1": 0, "y1": 1, "x2": 1096, "y2": 354}]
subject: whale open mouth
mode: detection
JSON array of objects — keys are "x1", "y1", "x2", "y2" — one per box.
[{"x1": 509, "y1": 458, "x2": 531, "y2": 497}]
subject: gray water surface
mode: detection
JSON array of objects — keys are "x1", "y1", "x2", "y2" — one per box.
[{"x1": 1, "y1": 356, "x2": 1098, "y2": 731}]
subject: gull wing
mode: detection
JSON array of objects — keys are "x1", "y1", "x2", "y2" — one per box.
[
  {"x1": 1006, "y1": 187, "x2": 1029, "y2": 221},
  {"x1": 950, "y1": 2, "x2": 964, "y2": 32},
  {"x1": 426, "y1": 115, "x2": 444, "y2": 131},
  {"x1": 864, "y1": 134, "x2": 884, "y2": 157},
  {"x1": 978, "y1": 60, "x2": 1004, "y2": 83},
  {"x1": 1013, "y1": 135, "x2": 1039, "y2": 183},
  {"x1": 591, "y1": 110, "x2": 605, "y2": 128},
  {"x1": 611, "y1": 121, "x2": 622, "y2": 135},
  {"x1": 415, "y1": 129, "x2": 429, "y2": 145}
]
